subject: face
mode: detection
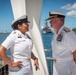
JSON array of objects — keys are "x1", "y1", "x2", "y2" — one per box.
[
  {"x1": 49, "y1": 18, "x2": 60, "y2": 30},
  {"x1": 18, "y1": 23, "x2": 29, "y2": 34}
]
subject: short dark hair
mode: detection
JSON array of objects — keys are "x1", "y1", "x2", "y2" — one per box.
[{"x1": 11, "y1": 21, "x2": 23, "y2": 30}]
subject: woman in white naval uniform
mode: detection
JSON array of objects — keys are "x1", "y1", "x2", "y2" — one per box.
[
  {"x1": 0, "y1": 15, "x2": 39, "y2": 75},
  {"x1": 46, "y1": 10, "x2": 76, "y2": 75}
]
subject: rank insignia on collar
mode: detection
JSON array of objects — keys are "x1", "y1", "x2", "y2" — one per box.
[
  {"x1": 57, "y1": 33, "x2": 63, "y2": 42},
  {"x1": 18, "y1": 34, "x2": 22, "y2": 38}
]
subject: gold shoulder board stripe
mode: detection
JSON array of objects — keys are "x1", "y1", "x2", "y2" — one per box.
[{"x1": 63, "y1": 27, "x2": 70, "y2": 32}]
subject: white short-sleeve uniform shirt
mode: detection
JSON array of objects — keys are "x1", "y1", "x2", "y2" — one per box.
[
  {"x1": 51, "y1": 26, "x2": 76, "y2": 75},
  {"x1": 2, "y1": 30, "x2": 33, "y2": 75}
]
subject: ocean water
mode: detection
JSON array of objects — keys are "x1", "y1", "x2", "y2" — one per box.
[
  {"x1": 0, "y1": 33, "x2": 10, "y2": 55},
  {"x1": 42, "y1": 33, "x2": 53, "y2": 75},
  {"x1": 0, "y1": 33, "x2": 53, "y2": 75},
  {"x1": 42, "y1": 33, "x2": 53, "y2": 56},
  {"x1": 0, "y1": 33, "x2": 9, "y2": 44},
  {"x1": 42, "y1": 33, "x2": 53, "y2": 49}
]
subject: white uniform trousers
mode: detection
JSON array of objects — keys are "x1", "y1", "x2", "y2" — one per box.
[
  {"x1": 54, "y1": 61, "x2": 76, "y2": 75},
  {"x1": 9, "y1": 67, "x2": 33, "y2": 75},
  {"x1": 53, "y1": 64, "x2": 58, "y2": 75}
]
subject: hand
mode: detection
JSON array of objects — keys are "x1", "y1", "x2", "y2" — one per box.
[
  {"x1": 34, "y1": 59, "x2": 40, "y2": 71},
  {"x1": 10, "y1": 61, "x2": 23, "y2": 68}
]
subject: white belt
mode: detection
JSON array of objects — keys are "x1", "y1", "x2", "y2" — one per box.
[
  {"x1": 12, "y1": 58, "x2": 31, "y2": 62},
  {"x1": 54, "y1": 59, "x2": 74, "y2": 63}
]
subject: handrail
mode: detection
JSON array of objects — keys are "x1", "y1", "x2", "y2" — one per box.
[
  {"x1": 0, "y1": 56, "x2": 55, "y2": 68},
  {"x1": 0, "y1": 49, "x2": 53, "y2": 68},
  {"x1": 44, "y1": 49, "x2": 52, "y2": 52},
  {"x1": 46, "y1": 57, "x2": 55, "y2": 60}
]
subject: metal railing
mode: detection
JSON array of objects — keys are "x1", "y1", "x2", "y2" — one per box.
[
  {"x1": 0, "y1": 49, "x2": 55, "y2": 75},
  {"x1": 0, "y1": 59, "x2": 8, "y2": 75},
  {"x1": 45, "y1": 49, "x2": 55, "y2": 75}
]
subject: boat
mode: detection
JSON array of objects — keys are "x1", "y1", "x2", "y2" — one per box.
[{"x1": 41, "y1": 21, "x2": 52, "y2": 34}]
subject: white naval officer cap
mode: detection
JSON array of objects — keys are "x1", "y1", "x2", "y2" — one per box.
[
  {"x1": 12, "y1": 15, "x2": 30, "y2": 25},
  {"x1": 46, "y1": 10, "x2": 66, "y2": 20},
  {"x1": 12, "y1": 15, "x2": 30, "y2": 29}
]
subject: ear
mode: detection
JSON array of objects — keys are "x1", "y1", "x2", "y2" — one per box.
[{"x1": 18, "y1": 24, "x2": 22, "y2": 29}]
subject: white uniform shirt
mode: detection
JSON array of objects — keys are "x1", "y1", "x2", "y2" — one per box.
[
  {"x1": 51, "y1": 25, "x2": 76, "y2": 62},
  {"x1": 2, "y1": 30, "x2": 33, "y2": 72}
]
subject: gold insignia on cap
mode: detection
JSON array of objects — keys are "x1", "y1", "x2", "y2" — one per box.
[
  {"x1": 46, "y1": 15, "x2": 58, "y2": 20},
  {"x1": 19, "y1": 20, "x2": 21, "y2": 22},
  {"x1": 63, "y1": 27, "x2": 70, "y2": 32},
  {"x1": 50, "y1": 15, "x2": 58, "y2": 18}
]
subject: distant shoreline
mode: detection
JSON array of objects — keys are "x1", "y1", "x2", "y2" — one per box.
[{"x1": 0, "y1": 32, "x2": 10, "y2": 34}]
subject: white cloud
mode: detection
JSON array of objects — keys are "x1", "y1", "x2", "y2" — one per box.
[
  {"x1": 61, "y1": 3, "x2": 76, "y2": 17},
  {"x1": 66, "y1": 10, "x2": 76, "y2": 17},
  {"x1": 61, "y1": 3, "x2": 76, "y2": 10}
]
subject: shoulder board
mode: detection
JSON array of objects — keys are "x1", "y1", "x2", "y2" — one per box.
[
  {"x1": 13, "y1": 31, "x2": 16, "y2": 34},
  {"x1": 63, "y1": 27, "x2": 70, "y2": 32}
]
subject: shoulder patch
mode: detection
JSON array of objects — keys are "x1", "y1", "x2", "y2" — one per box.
[{"x1": 63, "y1": 27, "x2": 70, "y2": 32}]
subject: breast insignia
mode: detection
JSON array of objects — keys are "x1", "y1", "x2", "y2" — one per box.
[
  {"x1": 63, "y1": 27, "x2": 70, "y2": 32},
  {"x1": 18, "y1": 33, "x2": 22, "y2": 38}
]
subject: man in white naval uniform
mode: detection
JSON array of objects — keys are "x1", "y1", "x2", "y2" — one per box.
[
  {"x1": 0, "y1": 15, "x2": 39, "y2": 75},
  {"x1": 46, "y1": 10, "x2": 76, "y2": 75}
]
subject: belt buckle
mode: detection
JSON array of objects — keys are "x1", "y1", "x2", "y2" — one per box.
[{"x1": 27, "y1": 58, "x2": 30, "y2": 62}]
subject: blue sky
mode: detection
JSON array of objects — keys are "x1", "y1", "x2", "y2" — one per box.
[
  {"x1": 0, "y1": 0, "x2": 14, "y2": 32},
  {"x1": 0, "y1": 0, "x2": 76, "y2": 32}
]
